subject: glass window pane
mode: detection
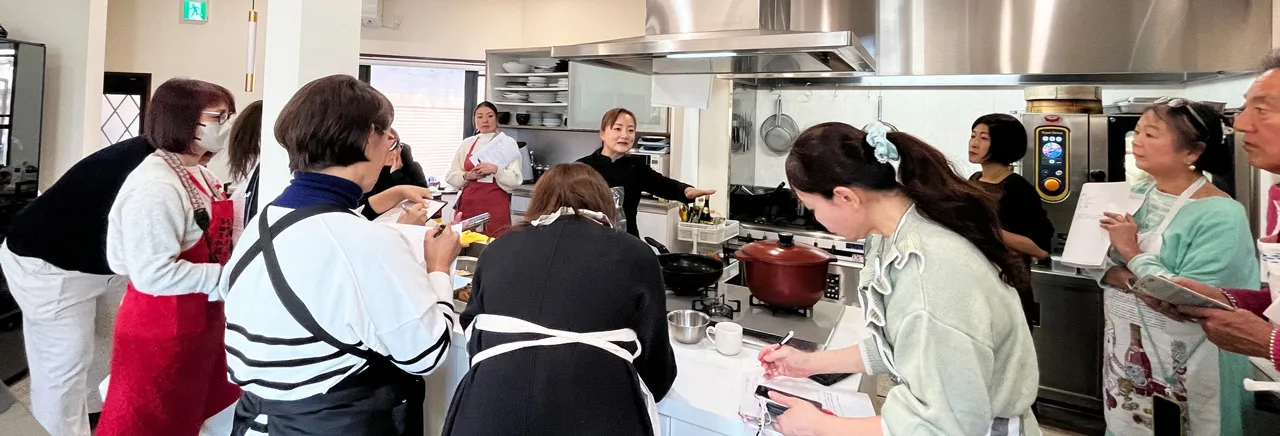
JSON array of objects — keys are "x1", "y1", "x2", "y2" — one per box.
[{"x1": 369, "y1": 65, "x2": 466, "y2": 182}]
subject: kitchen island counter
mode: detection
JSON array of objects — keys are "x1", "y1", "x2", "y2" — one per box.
[{"x1": 424, "y1": 301, "x2": 873, "y2": 436}]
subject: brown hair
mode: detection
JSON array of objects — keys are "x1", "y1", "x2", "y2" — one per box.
[
  {"x1": 275, "y1": 75, "x2": 394, "y2": 172},
  {"x1": 228, "y1": 100, "x2": 263, "y2": 181},
  {"x1": 599, "y1": 108, "x2": 636, "y2": 132},
  {"x1": 785, "y1": 122, "x2": 1022, "y2": 289},
  {"x1": 144, "y1": 78, "x2": 236, "y2": 154},
  {"x1": 522, "y1": 163, "x2": 617, "y2": 225}
]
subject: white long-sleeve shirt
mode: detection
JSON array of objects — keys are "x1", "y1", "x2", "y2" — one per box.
[
  {"x1": 106, "y1": 154, "x2": 224, "y2": 296},
  {"x1": 218, "y1": 205, "x2": 457, "y2": 400},
  {"x1": 444, "y1": 132, "x2": 523, "y2": 193}
]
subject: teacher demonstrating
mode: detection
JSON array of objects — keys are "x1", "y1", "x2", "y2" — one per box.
[
  {"x1": 578, "y1": 108, "x2": 714, "y2": 236},
  {"x1": 445, "y1": 102, "x2": 523, "y2": 236}
]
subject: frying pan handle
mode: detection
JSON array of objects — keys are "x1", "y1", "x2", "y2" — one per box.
[{"x1": 644, "y1": 237, "x2": 671, "y2": 254}]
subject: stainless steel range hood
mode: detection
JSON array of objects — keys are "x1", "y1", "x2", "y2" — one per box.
[{"x1": 550, "y1": 0, "x2": 877, "y2": 75}]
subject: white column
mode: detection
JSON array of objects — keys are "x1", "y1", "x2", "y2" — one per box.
[
  {"x1": 257, "y1": 0, "x2": 362, "y2": 210},
  {"x1": 0, "y1": 0, "x2": 109, "y2": 188},
  {"x1": 697, "y1": 78, "x2": 733, "y2": 213}
]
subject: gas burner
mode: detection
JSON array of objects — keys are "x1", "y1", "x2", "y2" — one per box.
[
  {"x1": 693, "y1": 293, "x2": 741, "y2": 319},
  {"x1": 749, "y1": 295, "x2": 814, "y2": 318},
  {"x1": 669, "y1": 282, "x2": 719, "y2": 298}
]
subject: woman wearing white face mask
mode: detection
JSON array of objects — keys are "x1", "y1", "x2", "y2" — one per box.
[{"x1": 96, "y1": 79, "x2": 243, "y2": 435}]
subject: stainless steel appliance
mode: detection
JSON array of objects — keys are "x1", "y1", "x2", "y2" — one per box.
[{"x1": 1019, "y1": 111, "x2": 1258, "y2": 413}]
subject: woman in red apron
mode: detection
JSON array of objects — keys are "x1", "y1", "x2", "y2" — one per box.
[
  {"x1": 446, "y1": 102, "x2": 523, "y2": 237},
  {"x1": 97, "y1": 79, "x2": 241, "y2": 436}
]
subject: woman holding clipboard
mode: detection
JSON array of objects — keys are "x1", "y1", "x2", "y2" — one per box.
[{"x1": 446, "y1": 102, "x2": 524, "y2": 236}]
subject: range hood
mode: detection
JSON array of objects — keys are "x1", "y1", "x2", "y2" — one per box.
[{"x1": 550, "y1": 0, "x2": 877, "y2": 75}]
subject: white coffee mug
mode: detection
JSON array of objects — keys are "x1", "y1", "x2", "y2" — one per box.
[{"x1": 707, "y1": 322, "x2": 743, "y2": 356}]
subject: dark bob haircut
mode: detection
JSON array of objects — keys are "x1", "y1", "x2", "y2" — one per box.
[
  {"x1": 144, "y1": 78, "x2": 236, "y2": 154},
  {"x1": 971, "y1": 113, "x2": 1028, "y2": 166},
  {"x1": 275, "y1": 74, "x2": 394, "y2": 172}
]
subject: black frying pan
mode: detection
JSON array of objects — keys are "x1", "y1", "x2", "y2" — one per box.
[{"x1": 645, "y1": 237, "x2": 724, "y2": 296}]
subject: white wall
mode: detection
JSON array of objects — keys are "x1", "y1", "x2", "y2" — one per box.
[
  {"x1": 0, "y1": 0, "x2": 109, "y2": 189},
  {"x1": 105, "y1": 0, "x2": 268, "y2": 112},
  {"x1": 360, "y1": 0, "x2": 645, "y2": 60}
]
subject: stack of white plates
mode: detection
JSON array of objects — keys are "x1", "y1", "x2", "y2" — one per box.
[
  {"x1": 526, "y1": 77, "x2": 549, "y2": 88},
  {"x1": 532, "y1": 65, "x2": 556, "y2": 73},
  {"x1": 554, "y1": 78, "x2": 569, "y2": 88},
  {"x1": 541, "y1": 114, "x2": 563, "y2": 127},
  {"x1": 504, "y1": 81, "x2": 525, "y2": 88},
  {"x1": 556, "y1": 91, "x2": 569, "y2": 103},
  {"x1": 528, "y1": 93, "x2": 557, "y2": 103},
  {"x1": 500, "y1": 91, "x2": 529, "y2": 102},
  {"x1": 529, "y1": 112, "x2": 545, "y2": 126}
]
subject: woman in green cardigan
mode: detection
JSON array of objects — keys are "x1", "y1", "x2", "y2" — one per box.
[
  {"x1": 1097, "y1": 98, "x2": 1257, "y2": 435},
  {"x1": 758, "y1": 122, "x2": 1040, "y2": 436}
]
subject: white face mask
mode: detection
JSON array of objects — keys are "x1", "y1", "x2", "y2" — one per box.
[{"x1": 196, "y1": 121, "x2": 231, "y2": 153}]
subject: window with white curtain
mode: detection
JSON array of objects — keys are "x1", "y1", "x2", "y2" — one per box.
[{"x1": 367, "y1": 64, "x2": 476, "y2": 181}]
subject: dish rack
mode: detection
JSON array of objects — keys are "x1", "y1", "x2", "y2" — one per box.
[{"x1": 678, "y1": 220, "x2": 740, "y2": 253}]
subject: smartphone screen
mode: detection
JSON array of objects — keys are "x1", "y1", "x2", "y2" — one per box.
[
  {"x1": 1153, "y1": 395, "x2": 1185, "y2": 436},
  {"x1": 754, "y1": 385, "x2": 823, "y2": 410}
]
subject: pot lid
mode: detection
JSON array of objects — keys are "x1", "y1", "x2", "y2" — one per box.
[{"x1": 737, "y1": 233, "x2": 833, "y2": 267}]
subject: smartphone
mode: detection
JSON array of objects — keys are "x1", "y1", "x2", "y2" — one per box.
[
  {"x1": 454, "y1": 212, "x2": 491, "y2": 233},
  {"x1": 1132, "y1": 275, "x2": 1234, "y2": 310},
  {"x1": 754, "y1": 385, "x2": 823, "y2": 415},
  {"x1": 1153, "y1": 395, "x2": 1186, "y2": 436}
]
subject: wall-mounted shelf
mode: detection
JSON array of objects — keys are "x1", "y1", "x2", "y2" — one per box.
[
  {"x1": 493, "y1": 102, "x2": 568, "y2": 107},
  {"x1": 494, "y1": 87, "x2": 569, "y2": 92},
  {"x1": 492, "y1": 72, "x2": 569, "y2": 77}
]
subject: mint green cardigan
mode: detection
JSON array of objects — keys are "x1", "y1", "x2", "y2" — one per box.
[{"x1": 1101, "y1": 179, "x2": 1259, "y2": 436}]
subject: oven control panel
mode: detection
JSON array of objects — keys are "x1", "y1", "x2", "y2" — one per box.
[{"x1": 1033, "y1": 125, "x2": 1070, "y2": 203}]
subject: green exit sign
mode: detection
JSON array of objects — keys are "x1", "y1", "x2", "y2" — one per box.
[{"x1": 182, "y1": 0, "x2": 208, "y2": 23}]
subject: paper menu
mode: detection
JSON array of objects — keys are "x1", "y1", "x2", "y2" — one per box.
[
  {"x1": 468, "y1": 132, "x2": 521, "y2": 184},
  {"x1": 1059, "y1": 182, "x2": 1145, "y2": 269},
  {"x1": 736, "y1": 374, "x2": 875, "y2": 431}
]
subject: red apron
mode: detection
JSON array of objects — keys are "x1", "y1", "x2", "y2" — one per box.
[
  {"x1": 98, "y1": 173, "x2": 241, "y2": 436},
  {"x1": 456, "y1": 136, "x2": 512, "y2": 237}
]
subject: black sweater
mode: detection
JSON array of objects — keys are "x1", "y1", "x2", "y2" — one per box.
[
  {"x1": 577, "y1": 148, "x2": 691, "y2": 236},
  {"x1": 358, "y1": 145, "x2": 429, "y2": 220},
  {"x1": 443, "y1": 217, "x2": 677, "y2": 436},
  {"x1": 6, "y1": 136, "x2": 154, "y2": 274}
]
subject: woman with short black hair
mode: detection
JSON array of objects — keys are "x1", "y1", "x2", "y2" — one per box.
[
  {"x1": 967, "y1": 113, "x2": 1054, "y2": 328},
  {"x1": 98, "y1": 78, "x2": 242, "y2": 435},
  {"x1": 221, "y1": 74, "x2": 460, "y2": 435}
]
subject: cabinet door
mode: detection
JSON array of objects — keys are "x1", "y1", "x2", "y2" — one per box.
[
  {"x1": 635, "y1": 209, "x2": 673, "y2": 249},
  {"x1": 568, "y1": 62, "x2": 667, "y2": 133}
]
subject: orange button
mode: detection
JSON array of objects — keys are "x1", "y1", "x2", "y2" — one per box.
[{"x1": 1043, "y1": 178, "x2": 1062, "y2": 191}]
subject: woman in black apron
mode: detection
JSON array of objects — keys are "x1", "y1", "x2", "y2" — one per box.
[{"x1": 221, "y1": 75, "x2": 462, "y2": 436}]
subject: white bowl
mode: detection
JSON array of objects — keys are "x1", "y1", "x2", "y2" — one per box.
[
  {"x1": 503, "y1": 62, "x2": 532, "y2": 74},
  {"x1": 542, "y1": 119, "x2": 563, "y2": 127}
]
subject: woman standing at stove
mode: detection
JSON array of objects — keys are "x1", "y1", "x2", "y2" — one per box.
[
  {"x1": 967, "y1": 113, "x2": 1054, "y2": 329},
  {"x1": 757, "y1": 122, "x2": 1040, "y2": 436}
]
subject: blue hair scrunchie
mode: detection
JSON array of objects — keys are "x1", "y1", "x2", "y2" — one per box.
[{"x1": 863, "y1": 121, "x2": 902, "y2": 182}]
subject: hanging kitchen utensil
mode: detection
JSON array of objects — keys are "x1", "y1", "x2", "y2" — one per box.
[{"x1": 760, "y1": 95, "x2": 798, "y2": 153}]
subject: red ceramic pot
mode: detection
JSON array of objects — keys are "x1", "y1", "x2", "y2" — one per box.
[{"x1": 734, "y1": 233, "x2": 834, "y2": 308}]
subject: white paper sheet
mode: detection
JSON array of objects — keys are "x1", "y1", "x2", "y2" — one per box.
[
  {"x1": 372, "y1": 200, "x2": 447, "y2": 224},
  {"x1": 1060, "y1": 182, "x2": 1145, "y2": 269},
  {"x1": 468, "y1": 132, "x2": 520, "y2": 183},
  {"x1": 736, "y1": 374, "x2": 875, "y2": 430}
]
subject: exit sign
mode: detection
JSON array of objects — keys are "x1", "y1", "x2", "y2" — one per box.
[{"x1": 182, "y1": 0, "x2": 208, "y2": 23}]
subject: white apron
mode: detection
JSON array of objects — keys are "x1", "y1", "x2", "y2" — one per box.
[
  {"x1": 1102, "y1": 177, "x2": 1223, "y2": 435},
  {"x1": 464, "y1": 314, "x2": 662, "y2": 435}
]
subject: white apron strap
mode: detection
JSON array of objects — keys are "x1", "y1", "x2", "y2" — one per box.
[
  {"x1": 1144, "y1": 176, "x2": 1208, "y2": 236},
  {"x1": 462, "y1": 314, "x2": 663, "y2": 435}
]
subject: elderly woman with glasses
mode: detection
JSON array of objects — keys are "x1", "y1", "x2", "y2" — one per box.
[
  {"x1": 1092, "y1": 97, "x2": 1258, "y2": 436},
  {"x1": 97, "y1": 78, "x2": 242, "y2": 435}
]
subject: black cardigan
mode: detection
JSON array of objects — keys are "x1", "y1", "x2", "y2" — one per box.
[
  {"x1": 6, "y1": 136, "x2": 154, "y2": 274},
  {"x1": 577, "y1": 148, "x2": 692, "y2": 236},
  {"x1": 443, "y1": 217, "x2": 677, "y2": 436},
  {"x1": 358, "y1": 145, "x2": 429, "y2": 220}
]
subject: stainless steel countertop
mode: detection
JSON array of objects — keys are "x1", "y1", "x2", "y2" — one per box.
[{"x1": 511, "y1": 184, "x2": 680, "y2": 212}]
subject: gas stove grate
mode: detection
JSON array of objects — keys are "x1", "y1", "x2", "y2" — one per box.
[{"x1": 748, "y1": 295, "x2": 814, "y2": 318}]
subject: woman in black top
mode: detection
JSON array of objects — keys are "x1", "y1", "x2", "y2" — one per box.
[
  {"x1": 578, "y1": 108, "x2": 714, "y2": 236},
  {"x1": 357, "y1": 129, "x2": 433, "y2": 221},
  {"x1": 443, "y1": 163, "x2": 677, "y2": 436},
  {"x1": 967, "y1": 113, "x2": 1054, "y2": 327}
]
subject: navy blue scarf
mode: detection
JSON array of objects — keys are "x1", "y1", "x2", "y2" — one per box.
[{"x1": 273, "y1": 172, "x2": 364, "y2": 210}]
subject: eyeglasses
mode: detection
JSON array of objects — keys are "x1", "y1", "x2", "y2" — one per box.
[
  {"x1": 201, "y1": 110, "x2": 234, "y2": 125},
  {"x1": 1154, "y1": 97, "x2": 1210, "y2": 140},
  {"x1": 389, "y1": 137, "x2": 401, "y2": 151}
]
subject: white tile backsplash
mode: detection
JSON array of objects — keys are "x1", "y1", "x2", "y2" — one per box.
[{"x1": 741, "y1": 85, "x2": 1199, "y2": 188}]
